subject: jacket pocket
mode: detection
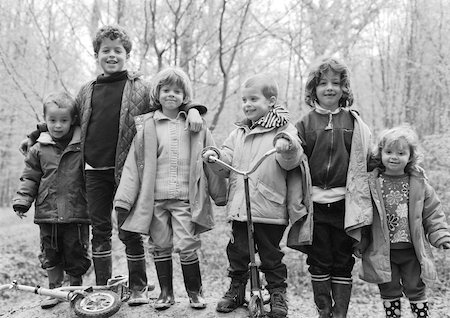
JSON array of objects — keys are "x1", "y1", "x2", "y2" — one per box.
[
  {"x1": 36, "y1": 188, "x2": 49, "y2": 206},
  {"x1": 256, "y1": 180, "x2": 285, "y2": 204}
]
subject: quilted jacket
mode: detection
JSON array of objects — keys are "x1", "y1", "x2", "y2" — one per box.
[
  {"x1": 75, "y1": 71, "x2": 153, "y2": 184},
  {"x1": 13, "y1": 128, "x2": 89, "y2": 224}
]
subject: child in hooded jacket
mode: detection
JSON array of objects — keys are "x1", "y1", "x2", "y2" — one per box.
[
  {"x1": 113, "y1": 67, "x2": 227, "y2": 310},
  {"x1": 13, "y1": 92, "x2": 90, "y2": 309},
  {"x1": 203, "y1": 73, "x2": 309, "y2": 318},
  {"x1": 287, "y1": 57, "x2": 373, "y2": 318},
  {"x1": 360, "y1": 125, "x2": 450, "y2": 318}
]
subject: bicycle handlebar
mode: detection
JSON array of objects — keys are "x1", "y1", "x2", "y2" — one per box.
[{"x1": 208, "y1": 148, "x2": 276, "y2": 176}]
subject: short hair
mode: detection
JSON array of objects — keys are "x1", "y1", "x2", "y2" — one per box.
[
  {"x1": 242, "y1": 73, "x2": 278, "y2": 100},
  {"x1": 149, "y1": 67, "x2": 193, "y2": 109},
  {"x1": 92, "y1": 25, "x2": 132, "y2": 54},
  {"x1": 43, "y1": 91, "x2": 78, "y2": 124},
  {"x1": 371, "y1": 124, "x2": 422, "y2": 173},
  {"x1": 304, "y1": 57, "x2": 353, "y2": 108}
]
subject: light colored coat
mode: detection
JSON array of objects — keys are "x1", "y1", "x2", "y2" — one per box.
[
  {"x1": 360, "y1": 168, "x2": 450, "y2": 286},
  {"x1": 113, "y1": 112, "x2": 227, "y2": 235},
  {"x1": 287, "y1": 110, "x2": 372, "y2": 251},
  {"x1": 205, "y1": 121, "x2": 308, "y2": 225}
]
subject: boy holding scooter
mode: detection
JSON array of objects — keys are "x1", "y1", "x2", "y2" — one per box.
[{"x1": 202, "y1": 73, "x2": 308, "y2": 318}]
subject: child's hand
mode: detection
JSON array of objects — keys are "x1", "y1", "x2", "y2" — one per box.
[
  {"x1": 13, "y1": 205, "x2": 28, "y2": 219},
  {"x1": 275, "y1": 138, "x2": 291, "y2": 153},
  {"x1": 202, "y1": 150, "x2": 218, "y2": 163},
  {"x1": 19, "y1": 138, "x2": 33, "y2": 156},
  {"x1": 186, "y1": 108, "x2": 203, "y2": 132}
]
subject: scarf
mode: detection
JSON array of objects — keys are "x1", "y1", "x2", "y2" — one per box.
[{"x1": 252, "y1": 105, "x2": 289, "y2": 129}]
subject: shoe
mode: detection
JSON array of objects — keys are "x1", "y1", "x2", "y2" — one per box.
[
  {"x1": 383, "y1": 298, "x2": 401, "y2": 318},
  {"x1": 269, "y1": 290, "x2": 288, "y2": 317},
  {"x1": 182, "y1": 262, "x2": 206, "y2": 309},
  {"x1": 216, "y1": 281, "x2": 246, "y2": 313},
  {"x1": 128, "y1": 286, "x2": 149, "y2": 306},
  {"x1": 40, "y1": 296, "x2": 61, "y2": 309},
  {"x1": 154, "y1": 260, "x2": 175, "y2": 310}
]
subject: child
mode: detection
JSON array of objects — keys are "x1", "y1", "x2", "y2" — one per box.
[
  {"x1": 360, "y1": 125, "x2": 450, "y2": 318},
  {"x1": 12, "y1": 92, "x2": 90, "y2": 309},
  {"x1": 113, "y1": 67, "x2": 227, "y2": 310},
  {"x1": 288, "y1": 57, "x2": 373, "y2": 318},
  {"x1": 202, "y1": 73, "x2": 308, "y2": 318},
  {"x1": 19, "y1": 25, "x2": 206, "y2": 305}
]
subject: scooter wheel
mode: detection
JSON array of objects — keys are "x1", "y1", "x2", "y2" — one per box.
[
  {"x1": 72, "y1": 290, "x2": 121, "y2": 318},
  {"x1": 248, "y1": 294, "x2": 265, "y2": 318}
]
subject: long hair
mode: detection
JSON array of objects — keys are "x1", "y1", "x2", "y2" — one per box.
[{"x1": 304, "y1": 57, "x2": 354, "y2": 108}]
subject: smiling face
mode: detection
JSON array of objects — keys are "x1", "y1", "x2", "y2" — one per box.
[
  {"x1": 381, "y1": 138, "x2": 411, "y2": 175},
  {"x1": 44, "y1": 103, "x2": 74, "y2": 139},
  {"x1": 159, "y1": 83, "x2": 185, "y2": 118},
  {"x1": 241, "y1": 85, "x2": 275, "y2": 122},
  {"x1": 316, "y1": 70, "x2": 343, "y2": 111},
  {"x1": 95, "y1": 38, "x2": 129, "y2": 76}
]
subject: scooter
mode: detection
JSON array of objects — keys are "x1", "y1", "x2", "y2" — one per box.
[
  {"x1": 208, "y1": 148, "x2": 276, "y2": 318},
  {"x1": 0, "y1": 275, "x2": 139, "y2": 318}
]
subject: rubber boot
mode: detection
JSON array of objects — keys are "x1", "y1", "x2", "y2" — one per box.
[
  {"x1": 181, "y1": 261, "x2": 206, "y2": 309},
  {"x1": 41, "y1": 265, "x2": 64, "y2": 309},
  {"x1": 92, "y1": 252, "x2": 112, "y2": 286},
  {"x1": 383, "y1": 298, "x2": 401, "y2": 317},
  {"x1": 311, "y1": 278, "x2": 332, "y2": 317},
  {"x1": 69, "y1": 275, "x2": 83, "y2": 286},
  {"x1": 331, "y1": 280, "x2": 352, "y2": 318},
  {"x1": 216, "y1": 279, "x2": 247, "y2": 313},
  {"x1": 154, "y1": 259, "x2": 175, "y2": 310},
  {"x1": 127, "y1": 257, "x2": 149, "y2": 306},
  {"x1": 269, "y1": 288, "x2": 288, "y2": 318},
  {"x1": 410, "y1": 300, "x2": 428, "y2": 318}
]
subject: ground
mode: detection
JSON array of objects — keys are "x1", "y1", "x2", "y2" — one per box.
[{"x1": 1, "y1": 206, "x2": 449, "y2": 318}]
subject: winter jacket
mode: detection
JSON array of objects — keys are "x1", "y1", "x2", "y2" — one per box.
[
  {"x1": 113, "y1": 112, "x2": 227, "y2": 235},
  {"x1": 360, "y1": 168, "x2": 450, "y2": 286},
  {"x1": 204, "y1": 120, "x2": 308, "y2": 225},
  {"x1": 287, "y1": 110, "x2": 372, "y2": 251},
  {"x1": 13, "y1": 127, "x2": 89, "y2": 224},
  {"x1": 75, "y1": 71, "x2": 153, "y2": 184}
]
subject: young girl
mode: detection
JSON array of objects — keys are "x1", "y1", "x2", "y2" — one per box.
[
  {"x1": 113, "y1": 67, "x2": 227, "y2": 310},
  {"x1": 287, "y1": 57, "x2": 373, "y2": 318},
  {"x1": 360, "y1": 125, "x2": 450, "y2": 318},
  {"x1": 13, "y1": 92, "x2": 90, "y2": 309}
]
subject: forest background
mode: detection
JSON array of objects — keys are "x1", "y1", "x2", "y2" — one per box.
[{"x1": 0, "y1": 0, "x2": 450, "y2": 317}]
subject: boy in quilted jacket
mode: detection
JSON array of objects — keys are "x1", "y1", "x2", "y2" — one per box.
[
  {"x1": 13, "y1": 92, "x2": 90, "y2": 309},
  {"x1": 19, "y1": 25, "x2": 206, "y2": 305}
]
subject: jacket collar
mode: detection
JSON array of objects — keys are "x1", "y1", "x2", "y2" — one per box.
[{"x1": 37, "y1": 126, "x2": 81, "y2": 145}]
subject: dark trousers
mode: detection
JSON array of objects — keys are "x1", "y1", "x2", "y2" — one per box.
[
  {"x1": 227, "y1": 220, "x2": 287, "y2": 290},
  {"x1": 378, "y1": 248, "x2": 426, "y2": 301},
  {"x1": 39, "y1": 223, "x2": 90, "y2": 277},
  {"x1": 85, "y1": 169, "x2": 147, "y2": 289},
  {"x1": 306, "y1": 200, "x2": 355, "y2": 278}
]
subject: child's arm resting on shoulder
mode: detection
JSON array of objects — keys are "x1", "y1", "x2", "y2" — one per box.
[
  {"x1": 19, "y1": 123, "x2": 48, "y2": 155},
  {"x1": 273, "y1": 128, "x2": 304, "y2": 171},
  {"x1": 184, "y1": 102, "x2": 207, "y2": 132}
]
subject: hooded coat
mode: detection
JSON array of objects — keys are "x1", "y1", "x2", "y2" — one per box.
[
  {"x1": 359, "y1": 167, "x2": 450, "y2": 286},
  {"x1": 113, "y1": 112, "x2": 227, "y2": 235}
]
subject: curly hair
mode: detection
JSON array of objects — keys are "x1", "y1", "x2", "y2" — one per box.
[
  {"x1": 43, "y1": 91, "x2": 79, "y2": 125},
  {"x1": 92, "y1": 25, "x2": 132, "y2": 54},
  {"x1": 149, "y1": 67, "x2": 193, "y2": 109},
  {"x1": 370, "y1": 124, "x2": 423, "y2": 174},
  {"x1": 304, "y1": 57, "x2": 354, "y2": 108}
]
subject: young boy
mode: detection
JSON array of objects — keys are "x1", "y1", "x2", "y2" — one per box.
[
  {"x1": 202, "y1": 74, "x2": 309, "y2": 318},
  {"x1": 13, "y1": 92, "x2": 90, "y2": 309},
  {"x1": 114, "y1": 67, "x2": 227, "y2": 310},
  {"x1": 20, "y1": 25, "x2": 206, "y2": 305}
]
